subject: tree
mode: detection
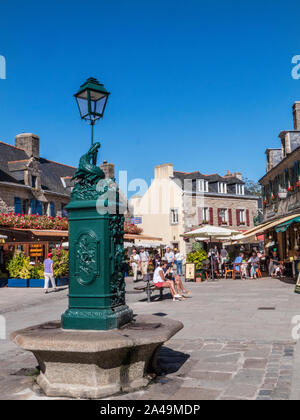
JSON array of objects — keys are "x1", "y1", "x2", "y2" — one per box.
[{"x1": 243, "y1": 177, "x2": 262, "y2": 197}]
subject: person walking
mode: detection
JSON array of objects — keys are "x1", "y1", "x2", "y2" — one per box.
[
  {"x1": 175, "y1": 249, "x2": 184, "y2": 275},
  {"x1": 130, "y1": 249, "x2": 141, "y2": 282},
  {"x1": 43, "y1": 253, "x2": 57, "y2": 294},
  {"x1": 139, "y1": 247, "x2": 150, "y2": 276},
  {"x1": 165, "y1": 247, "x2": 175, "y2": 268}
]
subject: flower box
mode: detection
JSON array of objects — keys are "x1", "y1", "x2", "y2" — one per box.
[
  {"x1": 8, "y1": 278, "x2": 29, "y2": 288},
  {"x1": 29, "y1": 278, "x2": 44, "y2": 288},
  {"x1": 56, "y1": 278, "x2": 69, "y2": 286},
  {"x1": 0, "y1": 279, "x2": 8, "y2": 287}
]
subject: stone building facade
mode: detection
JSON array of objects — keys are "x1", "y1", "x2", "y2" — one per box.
[
  {"x1": 260, "y1": 102, "x2": 300, "y2": 223},
  {"x1": 0, "y1": 133, "x2": 75, "y2": 216},
  {"x1": 258, "y1": 102, "x2": 300, "y2": 260},
  {"x1": 130, "y1": 164, "x2": 259, "y2": 253}
]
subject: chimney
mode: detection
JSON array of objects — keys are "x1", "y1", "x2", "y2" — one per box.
[
  {"x1": 223, "y1": 170, "x2": 242, "y2": 180},
  {"x1": 15, "y1": 133, "x2": 40, "y2": 158},
  {"x1": 154, "y1": 163, "x2": 174, "y2": 179},
  {"x1": 293, "y1": 102, "x2": 300, "y2": 130},
  {"x1": 100, "y1": 160, "x2": 115, "y2": 179}
]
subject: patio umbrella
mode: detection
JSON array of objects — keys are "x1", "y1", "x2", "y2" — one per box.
[
  {"x1": 183, "y1": 226, "x2": 239, "y2": 280},
  {"x1": 183, "y1": 225, "x2": 239, "y2": 238}
]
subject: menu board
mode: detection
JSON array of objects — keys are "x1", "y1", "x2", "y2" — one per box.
[{"x1": 185, "y1": 263, "x2": 196, "y2": 281}]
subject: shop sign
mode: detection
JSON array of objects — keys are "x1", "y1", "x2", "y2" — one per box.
[{"x1": 30, "y1": 244, "x2": 43, "y2": 257}]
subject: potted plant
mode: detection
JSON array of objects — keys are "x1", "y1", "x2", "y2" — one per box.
[
  {"x1": 6, "y1": 252, "x2": 31, "y2": 287},
  {"x1": 187, "y1": 248, "x2": 208, "y2": 282},
  {"x1": 53, "y1": 248, "x2": 69, "y2": 286},
  {"x1": 29, "y1": 264, "x2": 45, "y2": 288}
]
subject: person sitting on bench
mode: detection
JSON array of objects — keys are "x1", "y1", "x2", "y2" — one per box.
[
  {"x1": 153, "y1": 261, "x2": 183, "y2": 301},
  {"x1": 163, "y1": 264, "x2": 190, "y2": 296}
]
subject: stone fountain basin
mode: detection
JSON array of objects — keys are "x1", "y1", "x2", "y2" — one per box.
[{"x1": 11, "y1": 314, "x2": 183, "y2": 399}]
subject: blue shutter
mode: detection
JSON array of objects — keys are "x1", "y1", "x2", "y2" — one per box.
[
  {"x1": 14, "y1": 197, "x2": 21, "y2": 214},
  {"x1": 30, "y1": 199, "x2": 36, "y2": 214},
  {"x1": 36, "y1": 200, "x2": 42, "y2": 215},
  {"x1": 50, "y1": 202, "x2": 55, "y2": 217}
]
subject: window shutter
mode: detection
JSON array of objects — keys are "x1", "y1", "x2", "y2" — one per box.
[
  {"x1": 30, "y1": 199, "x2": 36, "y2": 214},
  {"x1": 50, "y1": 202, "x2": 55, "y2": 217},
  {"x1": 197, "y1": 207, "x2": 202, "y2": 225},
  {"x1": 217, "y1": 208, "x2": 222, "y2": 226},
  {"x1": 209, "y1": 207, "x2": 213, "y2": 225},
  {"x1": 236, "y1": 209, "x2": 240, "y2": 226},
  {"x1": 36, "y1": 200, "x2": 42, "y2": 215},
  {"x1": 14, "y1": 197, "x2": 21, "y2": 214},
  {"x1": 246, "y1": 209, "x2": 250, "y2": 226},
  {"x1": 228, "y1": 209, "x2": 232, "y2": 226}
]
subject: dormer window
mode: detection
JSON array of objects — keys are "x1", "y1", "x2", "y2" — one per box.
[
  {"x1": 198, "y1": 179, "x2": 208, "y2": 192},
  {"x1": 32, "y1": 175, "x2": 37, "y2": 188},
  {"x1": 218, "y1": 182, "x2": 227, "y2": 194},
  {"x1": 236, "y1": 184, "x2": 244, "y2": 195}
]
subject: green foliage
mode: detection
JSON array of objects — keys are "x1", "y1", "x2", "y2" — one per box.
[
  {"x1": 192, "y1": 242, "x2": 203, "y2": 252},
  {"x1": 52, "y1": 248, "x2": 69, "y2": 278},
  {"x1": 187, "y1": 249, "x2": 208, "y2": 270},
  {"x1": 243, "y1": 177, "x2": 262, "y2": 197},
  {"x1": 30, "y1": 264, "x2": 44, "y2": 279},
  {"x1": 6, "y1": 252, "x2": 31, "y2": 279}
]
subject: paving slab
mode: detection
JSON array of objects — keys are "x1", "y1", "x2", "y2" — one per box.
[{"x1": 1, "y1": 277, "x2": 300, "y2": 400}]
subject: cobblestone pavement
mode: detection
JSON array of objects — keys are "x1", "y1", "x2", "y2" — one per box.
[
  {"x1": 1, "y1": 277, "x2": 300, "y2": 400},
  {"x1": 107, "y1": 338, "x2": 295, "y2": 400}
]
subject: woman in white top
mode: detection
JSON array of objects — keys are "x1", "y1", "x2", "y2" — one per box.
[{"x1": 153, "y1": 261, "x2": 183, "y2": 301}]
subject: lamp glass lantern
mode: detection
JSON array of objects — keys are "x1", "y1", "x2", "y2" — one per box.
[{"x1": 74, "y1": 77, "x2": 110, "y2": 144}]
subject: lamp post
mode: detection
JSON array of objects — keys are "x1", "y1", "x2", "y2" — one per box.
[
  {"x1": 74, "y1": 77, "x2": 110, "y2": 146},
  {"x1": 61, "y1": 78, "x2": 133, "y2": 331}
]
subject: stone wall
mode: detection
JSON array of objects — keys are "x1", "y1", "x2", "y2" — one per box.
[
  {"x1": 0, "y1": 184, "x2": 69, "y2": 217},
  {"x1": 0, "y1": 186, "x2": 29, "y2": 213},
  {"x1": 190, "y1": 194, "x2": 258, "y2": 229}
]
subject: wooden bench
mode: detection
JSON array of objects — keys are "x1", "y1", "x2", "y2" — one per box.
[{"x1": 134, "y1": 273, "x2": 165, "y2": 303}]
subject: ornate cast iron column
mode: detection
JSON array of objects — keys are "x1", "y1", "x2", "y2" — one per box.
[{"x1": 61, "y1": 142, "x2": 133, "y2": 330}]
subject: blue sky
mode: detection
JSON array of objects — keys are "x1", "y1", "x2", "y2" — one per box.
[{"x1": 0, "y1": 0, "x2": 300, "y2": 195}]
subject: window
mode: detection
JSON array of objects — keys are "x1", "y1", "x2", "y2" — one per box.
[
  {"x1": 170, "y1": 208, "x2": 179, "y2": 225},
  {"x1": 32, "y1": 175, "x2": 37, "y2": 188},
  {"x1": 202, "y1": 207, "x2": 209, "y2": 223},
  {"x1": 219, "y1": 208, "x2": 228, "y2": 224},
  {"x1": 236, "y1": 184, "x2": 245, "y2": 195},
  {"x1": 198, "y1": 179, "x2": 208, "y2": 192},
  {"x1": 239, "y1": 209, "x2": 245, "y2": 224},
  {"x1": 30, "y1": 199, "x2": 42, "y2": 215},
  {"x1": 43, "y1": 202, "x2": 49, "y2": 216},
  {"x1": 218, "y1": 182, "x2": 227, "y2": 194},
  {"x1": 22, "y1": 199, "x2": 29, "y2": 214},
  {"x1": 61, "y1": 203, "x2": 68, "y2": 217}
]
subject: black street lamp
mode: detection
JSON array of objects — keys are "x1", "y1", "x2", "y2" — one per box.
[{"x1": 74, "y1": 77, "x2": 110, "y2": 145}]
